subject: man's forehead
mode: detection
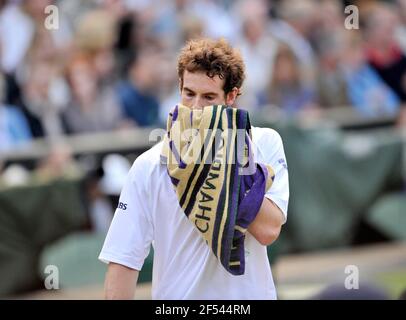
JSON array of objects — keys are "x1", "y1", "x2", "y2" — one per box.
[{"x1": 182, "y1": 70, "x2": 224, "y2": 92}]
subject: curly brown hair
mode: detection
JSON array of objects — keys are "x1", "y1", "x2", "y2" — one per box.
[{"x1": 177, "y1": 38, "x2": 245, "y2": 96}]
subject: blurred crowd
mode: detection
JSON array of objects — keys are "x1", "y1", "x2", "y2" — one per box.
[
  {"x1": 1, "y1": 1, "x2": 406, "y2": 287},
  {"x1": 1, "y1": 0, "x2": 406, "y2": 151}
]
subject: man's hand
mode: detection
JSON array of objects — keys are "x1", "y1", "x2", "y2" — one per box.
[
  {"x1": 104, "y1": 262, "x2": 139, "y2": 299},
  {"x1": 248, "y1": 197, "x2": 285, "y2": 246}
]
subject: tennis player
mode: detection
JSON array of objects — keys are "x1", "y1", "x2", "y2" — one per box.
[{"x1": 99, "y1": 38, "x2": 289, "y2": 299}]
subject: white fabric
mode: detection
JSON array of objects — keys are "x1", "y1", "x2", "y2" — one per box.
[
  {"x1": 99, "y1": 126, "x2": 289, "y2": 299},
  {"x1": 0, "y1": 4, "x2": 34, "y2": 73}
]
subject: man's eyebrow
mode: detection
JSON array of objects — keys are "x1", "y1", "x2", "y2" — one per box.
[
  {"x1": 183, "y1": 87, "x2": 218, "y2": 96},
  {"x1": 183, "y1": 87, "x2": 195, "y2": 93}
]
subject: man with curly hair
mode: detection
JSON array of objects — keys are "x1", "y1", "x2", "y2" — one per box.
[{"x1": 99, "y1": 38, "x2": 289, "y2": 299}]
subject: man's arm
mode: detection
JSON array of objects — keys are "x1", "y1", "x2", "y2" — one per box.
[
  {"x1": 104, "y1": 262, "x2": 139, "y2": 299},
  {"x1": 248, "y1": 197, "x2": 285, "y2": 246}
]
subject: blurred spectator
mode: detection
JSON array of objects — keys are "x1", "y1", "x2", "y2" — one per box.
[
  {"x1": 0, "y1": 0, "x2": 72, "y2": 74},
  {"x1": 60, "y1": 0, "x2": 127, "y2": 25},
  {"x1": 114, "y1": 11, "x2": 140, "y2": 78},
  {"x1": 100, "y1": 0, "x2": 128, "y2": 21},
  {"x1": 32, "y1": 145, "x2": 81, "y2": 183},
  {"x1": 187, "y1": 0, "x2": 234, "y2": 41},
  {"x1": 73, "y1": 7, "x2": 119, "y2": 82},
  {"x1": 0, "y1": 71, "x2": 32, "y2": 151},
  {"x1": 271, "y1": 0, "x2": 318, "y2": 90},
  {"x1": 265, "y1": 44, "x2": 317, "y2": 114},
  {"x1": 0, "y1": 0, "x2": 34, "y2": 74},
  {"x1": 314, "y1": 0, "x2": 344, "y2": 37},
  {"x1": 2, "y1": 0, "x2": 405, "y2": 145},
  {"x1": 316, "y1": 31, "x2": 351, "y2": 108},
  {"x1": 0, "y1": 104, "x2": 32, "y2": 151},
  {"x1": 179, "y1": 16, "x2": 204, "y2": 46},
  {"x1": 1, "y1": 0, "x2": 72, "y2": 139},
  {"x1": 395, "y1": 0, "x2": 406, "y2": 54},
  {"x1": 144, "y1": 0, "x2": 235, "y2": 54},
  {"x1": 234, "y1": 0, "x2": 279, "y2": 110},
  {"x1": 21, "y1": 59, "x2": 69, "y2": 138},
  {"x1": 158, "y1": 16, "x2": 204, "y2": 123},
  {"x1": 314, "y1": 0, "x2": 350, "y2": 108},
  {"x1": 57, "y1": 0, "x2": 97, "y2": 28},
  {"x1": 74, "y1": 8, "x2": 116, "y2": 57},
  {"x1": 398, "y1": 106, "x2": 406, "y2": 127},
  {"x1": 62, "y1": 55, "x2": 125, "y2": 134},
  {"x1": 340, "y1": 31, "x2": 401, "y2": 117},
  {"x1": 149, "y1": 0, "x2": 198, "y2": 52},
  {"x1": 117, "y1": 50, "x2": 161, "y2": 127},
  {"x1": 364, "y1": 3, "x2": 406, "y2": 102}
]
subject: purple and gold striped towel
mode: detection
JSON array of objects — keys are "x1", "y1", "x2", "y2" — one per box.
[{"x1": 161, "y1": 104, "x2": 274, "y2": 275}]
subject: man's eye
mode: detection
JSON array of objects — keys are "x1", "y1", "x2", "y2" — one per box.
[
  {"x1": 205, "y1": 96, "x2": 214, "y2": 100},
  {"x1": 186, "y1": 92, "x2": 194, "y2": 97}
]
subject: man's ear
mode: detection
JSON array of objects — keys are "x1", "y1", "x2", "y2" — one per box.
[{"x1": 226, "y1": 87, "x2": 239, "y2": 106}]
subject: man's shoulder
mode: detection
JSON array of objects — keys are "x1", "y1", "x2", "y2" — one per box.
[
  {"x1": 138, "y1": 140, "x2": 163, "y2": 161},
  {"x1": 128, "y1": 141, "x2": 163, "y2": 178},
  {"x1": 251, "y1": 126, "x2": 285, "y2": 163},
  {"x1": 251, "y1": 126, "x2": 283, "y2": 147}
]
